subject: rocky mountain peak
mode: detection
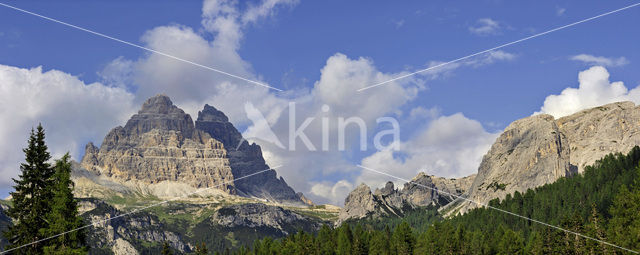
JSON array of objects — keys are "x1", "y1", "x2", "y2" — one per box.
[
  {"x1": 337, "y1": 173, "x2": 475, "y2": 224},
  {"x1": 447, "y1": 101, "x2": 640, "y2": 215},
  {"x1": 78, "y1": 95, "x2": 308, "y2": 205},
  {"x1": 139, "y1": 94, "x2": 177, "y2": 114},
  {"x1": 195, "y1": 105, "x2": 243, "y2": 150},
  {"x1": 197, "y1": 104, "x2": 229, "y2": 123},
  {"x1": 124, "y1": 94, "x2": 195, "y2": 138},
  {"x1": 195, "y1": 104, "x2": 307, "y2": 206}
]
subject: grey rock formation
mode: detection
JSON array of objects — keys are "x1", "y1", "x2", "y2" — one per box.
[
  {"x1": 211, "y1": 203, "x2": 323, "y2": 235},
  {"x1": 450, "y1": 101, "x2": 640, "y2": 215},
  {"x1": 80, "y1": 95, "x2": 236, "y2": 195},
  {"x1": 195, "y1": 104, "x2": 307, "y2": 205},
  {"x1": 81, "y1": 199, "x2": 192, "y2": 254},
  {"x1": 403, "y1": 173, "x2": 476, "y2": 207},
  {"x1": 337, "y1": 175, "x2": 473, "y2": 223}
]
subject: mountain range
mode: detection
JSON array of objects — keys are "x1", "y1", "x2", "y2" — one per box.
[
  {"x1": 337, "y1": 101, "x2": 640, "y2": 223},
  {"x1": 2, "y1": 96, "x2": 640, "y2": 253}
]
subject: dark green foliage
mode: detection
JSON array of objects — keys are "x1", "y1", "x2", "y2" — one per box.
[
  {"x1": 237, "y1": 147, "x2": 640, "y2": 254},
  {"x1": 391, "y1": 221, "x2": 414, "y2": 255},
  {"x1": 161, "y1": 241, "x2": 173, "y2": 255},
  {"x1": 194, "y1": 241, "x2": 209, "y2": 255},
  {"x1": 4, "y1": 125, "x2": 55, "y2": 254},
  {"x1": 2, "y1": 126, "x2": 87, "y2": 254},
  {"x1": 41, "y1": 153, "x2": 86, "y2": 254}
]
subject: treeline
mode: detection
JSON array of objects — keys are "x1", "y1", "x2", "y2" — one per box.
[
  {"x1": 2, "y1": 125, "x2": 86, "y2": 254},
  {"x1": 233, "y1": 147, "x2": 640, "y2": 254}
]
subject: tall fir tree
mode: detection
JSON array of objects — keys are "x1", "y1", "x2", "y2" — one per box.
[
  {"x1": 161, "y1": 241, "x2": 173, "y2": 255},
  {"x1": 41, "y1": 153, "x2": 86, "y2": 254},
  {"x1": 194, "y1": 241, "x2": 209, "y2": 255},
  {"x1": 391, "y1": 221, "x2": 415, "y2": 255},
  {"x1": 336, "y1": 224, "x2": 352, "y2": 255},
  {"x1": 608, "y1": 183, "x2": 640, "y2": 251},
  {"x1": 3, "y1": 124, "x2": 55, "y2": 254}
]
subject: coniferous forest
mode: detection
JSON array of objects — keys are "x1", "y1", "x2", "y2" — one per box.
[{"x1": 237, "y1": 147, "x2": 640, "y2": 255}]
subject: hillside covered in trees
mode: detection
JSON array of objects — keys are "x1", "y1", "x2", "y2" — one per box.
[{"x1": 238, "y1": 147, "x2": 640, "y2": 254}]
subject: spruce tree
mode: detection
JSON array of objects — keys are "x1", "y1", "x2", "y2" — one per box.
[
  {"x1": 391, "y1": 221, "x2": 415, "y2": 255},
  {"x1": 41, "y1": 153, "x2": 86, "y2": 254},
  {"x1": 194, "y1": 241, "x2": 209, "y2": 255},
  {"x1": 336, "y1": 225, "x2": 352, "y2": 255},
  {"x1": 4, "y1": 124, "x2": 55, "y2": 254},
  {"x1": 161, "y1": 241, "x2": 173, "y2": 255},
  {"x1": 608, "y1": 183, "x2": 640, "y2": 251}
]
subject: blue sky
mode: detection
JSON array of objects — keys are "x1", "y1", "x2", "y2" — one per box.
[{"x1": 0, "y1": 0, "x2": 638, "y2": 204}]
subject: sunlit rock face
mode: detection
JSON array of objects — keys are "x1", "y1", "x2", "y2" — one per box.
[
  {"x1": 451, "y1": 101, "x2": 640, "y2": 215},
  {"x1": 80, "y1": 95, "x2": 236, "y2": 197}
]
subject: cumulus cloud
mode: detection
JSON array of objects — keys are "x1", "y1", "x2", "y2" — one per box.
[
  {"x1": 357, "y1": 113, "x2": 499, "y2": 190},
  {"x1": 309, "y1": 180, "x2": 354, "y2": 205},
  {"x1": 0, "y1": 0, "x2": 517, "y2": 205},
  {"x1": 570, "y1": 54, "x2": 629, "y2": 67},
  {"x1": 537, "y1": 66, "x2": 640, "y2": 118},
  {"x1": 469, "y1": 18, "x2": 501, "y2": 36},
  {"x1": 249, "y1": 53, "x2": 422, "y2": 204},
  {"x1": 0, "y1": 65, "x2": 136, "y2": 186}
]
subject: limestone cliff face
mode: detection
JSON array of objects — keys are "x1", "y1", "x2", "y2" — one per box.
[
  {"x1": 195, "y1": 104, "x2": 307, "y2": 205},
  {"x1": 78, "y1": 95, "x2": 306, "y2": 205},
  {"x1": 557, "y1": 101, "x2": 640, "y2": 173},
  {"x1": 338, "y1": 174, "x2": 474, "y2": 224},
  {"x1": 450, "y1": 101, "x2": 640, "y2": 215},
  {"x1": 80, "y1": 95, "x2": 236, "y2": 197},
  {"x1": 79, "y1": 199, "x2": 192, "y2": 254},
  {"x1": 403, "y1": 173, "x2": 476, "y2": 207}
]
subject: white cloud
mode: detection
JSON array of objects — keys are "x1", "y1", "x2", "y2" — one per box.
[
  {"x1": 423, "y1": 50, "x2": 516, "y2": 79},
  {"x1": 309, "y1": 180, "x2": 354, "y2": 205},
  {"x1": 0, "y1": 65, "x2": 136, "y2": 186},
  {"x1": 0, "y1": 0, "x2": 518, "y2": 206},
  {"x1": 358, "y1": 113, "x2": 499, "y2": 191},
  {"x1": 537, "y1": 66, "x2": 640, "y2": 118},
  {"x1": 469, "y1": 18, "x2": 501, "y2": 36},
  {"x1": 556, "y1": 7, "x2": 566, "y2": 16},
  {"x1": 570, "y1": 54, "x2": 629, "y2": 67}
]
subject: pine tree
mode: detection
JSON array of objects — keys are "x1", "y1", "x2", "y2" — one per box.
[
  {"x1": 161, "y1": 241, "x2": 173, "y2": 255},
  {"x1": 336, "y1": 224, "x2": 352, "y2": 255},
  {"x1": 3, "y1": 125, "x2": 55, "y2": 254},
  {"x1": 497, "y1": 228, "x2": 524, "y2": 255},
  {"x1": 608, "y1": 183, "x2": 640, "y2": 251},
  {"x1": 368, "y1": 229, "x2": 390, "y2": 255},
  {"x1": 41, "y1": 153, "x2": 86, "y2": 254},
  {"x1": 194, "y1": 242, "x2": 209, "y2": 255},
  {"x1": 585, "y1": 203, "x2": 610, "y2": 254},
  {"x1": 391, "y1": 221, "x2": 415, "y2": 255}
]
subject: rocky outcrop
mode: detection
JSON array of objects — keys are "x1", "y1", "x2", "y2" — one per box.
[
  {"x1": 211, "y1": 203, "x2": 323, "y2": 235},
  {"x1": 557, "y1": 101, "x2": 640, "y2": 173},
  {"x1": 403, "y1": 173, "x2": 475, "y2": 207},
  {"x1": 80, "y1": 199, "x2": 192, "y2": 254},
  {"x1": 195, "y1": 104, "x2": 306, "y2": 205},
  {"x1": 79, "y1": 95, "x2": 236, "y2": 198},
  {"x1": 450, "y1": 101, "x2": 640, "y2": 215},
  {"x1": 338, "y1": 174, "x2": 474, "y2": 224}
]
